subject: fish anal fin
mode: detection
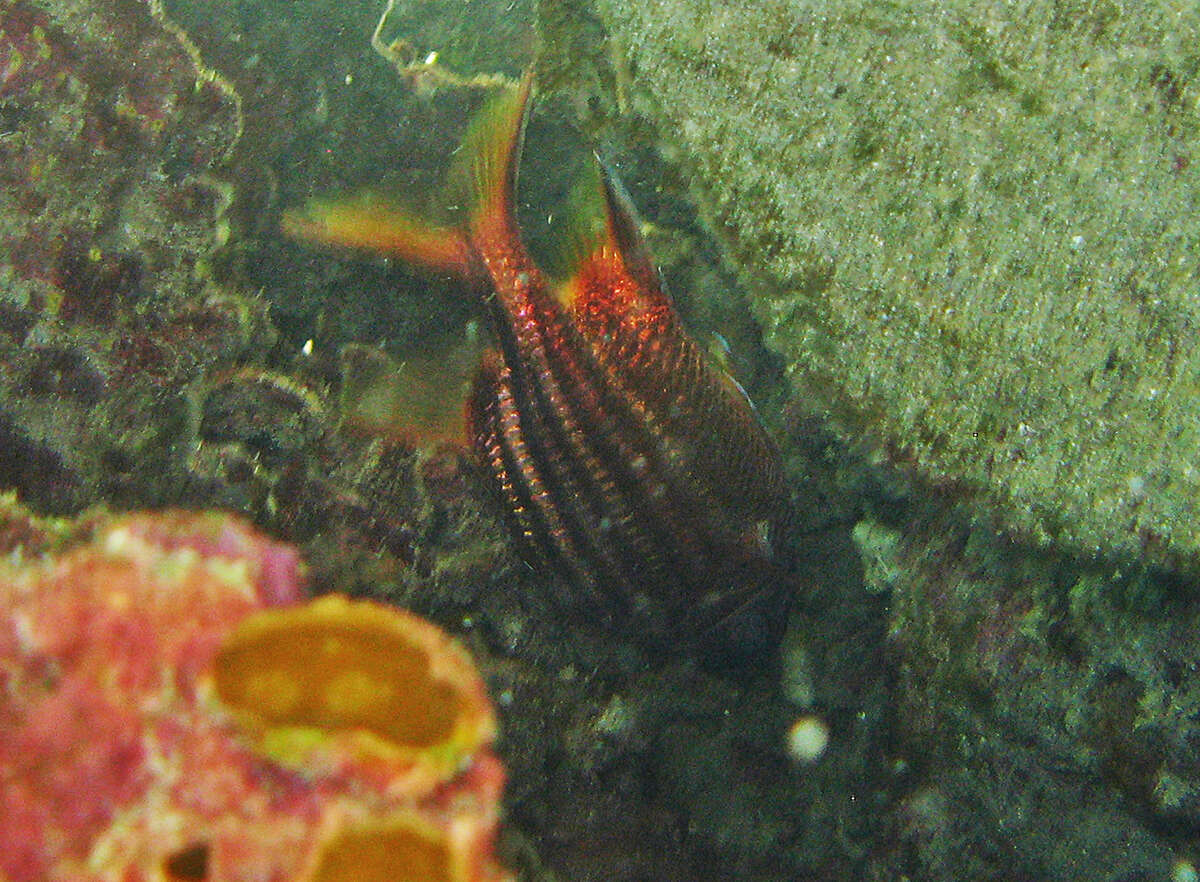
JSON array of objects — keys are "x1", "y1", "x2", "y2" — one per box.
[{"x1": 339, "y1": 341, "x2": 482, "y2": 449}]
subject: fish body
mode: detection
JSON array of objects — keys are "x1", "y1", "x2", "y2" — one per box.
[{"x1": 286, "y1": 74, "x2": 786, "y2": 645}]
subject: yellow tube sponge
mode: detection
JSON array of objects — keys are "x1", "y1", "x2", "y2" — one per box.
[{"x1": 213, "y1": 594, "x2": 498, "y2": 796}]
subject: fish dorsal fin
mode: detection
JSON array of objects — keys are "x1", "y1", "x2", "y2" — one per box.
[
  {"x1": 595, "y1": 158, "x2": 670, "y2": 303},
  {"x1": 447, "y1": 70, "x2": 535, "y2": 235},
  {"x1": 557, "y1": 157, "x2": 675, "y2": 317},
  {"x1": 549, "y1": 160, "x2": 608, "y2": 288}
]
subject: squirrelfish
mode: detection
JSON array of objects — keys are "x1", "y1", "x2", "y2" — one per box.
[{"x1": 285, "y1": 73, "x2": 786, "y2": 646}]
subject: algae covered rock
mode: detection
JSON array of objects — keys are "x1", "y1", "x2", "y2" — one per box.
[{"x1": 558, "y1": 0, "x2": 1200, "y2": 569}]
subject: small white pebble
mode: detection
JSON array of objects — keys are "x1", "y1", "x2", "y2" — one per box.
[{"x1": 786, "y1": 715, "x2": 829, "y2": 764}]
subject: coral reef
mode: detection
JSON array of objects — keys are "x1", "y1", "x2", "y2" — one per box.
[
  {"x1": 554, "y1": 0, "x2": 1200, "y2": 577},
  {"x1": 868, "y1": 509, "x2": 1200, "y2": 879},
  {"x1": 0, "y1": 507, "x2": 509, "y2": 882},
  {"x1": 214, "y1": 593, "x2": 499, "y2": 797},
  {"x1": 0, "y1": 0, "x2": 265, "y2": 513},
  {"x1": 0, "y1": 0, "x2": 507, "y2": 623}
]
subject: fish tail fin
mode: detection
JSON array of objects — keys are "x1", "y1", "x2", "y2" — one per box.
[
  {"x1": 283, "y1": 70, "x2": 534, "y2": 276},
  {"x1": 282, "y1": 192, "x2": 474, "y2": 277},
  {"x1": 447, "y1": 69, "x2": 535, "y2": 237}
]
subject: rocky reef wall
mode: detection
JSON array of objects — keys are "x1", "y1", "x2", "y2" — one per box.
[{"x1": 563, "y1": 0, "x2": 1200, "y2": 573}]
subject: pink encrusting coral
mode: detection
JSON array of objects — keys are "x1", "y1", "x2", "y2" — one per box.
[{"x1": 0, "y1": 509, "x2": 510, "y2": 882}]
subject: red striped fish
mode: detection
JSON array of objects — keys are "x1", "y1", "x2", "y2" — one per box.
[{"x1": 285, "y1": 73, "x2": 786, "y2": 647}]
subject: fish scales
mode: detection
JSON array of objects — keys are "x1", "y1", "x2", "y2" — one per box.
[
  {"x1": 470, "y1": 180, "x2": 706, "y2": 606},
  {"x1": 470, "y1": 356, "x2": 608, "y2": 604},
  {"x1": 481, "y1": 275, "x2": 696, "y2": 618},
  {"x1": 489, "y1": 319, "x2": 646, "y2": 605},
  {"x1": 479, "y1": 265, "x2": 750, "y2": 628},
  {"x1": 572, "y1": 244, "x2": 783, "y2": 530}
]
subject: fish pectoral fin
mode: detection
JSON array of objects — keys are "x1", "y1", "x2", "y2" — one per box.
[
  {"x1": 338, "y1": 339, "x2": 484, "y2": 449},
  {"x1": 282, "y1": 193, "x2": 473, "y2": 276}
]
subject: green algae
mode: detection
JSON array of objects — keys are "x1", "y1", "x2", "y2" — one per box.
[{"x1": 544, "y1": 0, "x2": 1200, "y2": 571}]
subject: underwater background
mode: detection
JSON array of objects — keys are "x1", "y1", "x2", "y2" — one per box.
[{"x1": 2, "y1": 0, "x2": 1200, "y2": 879}]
